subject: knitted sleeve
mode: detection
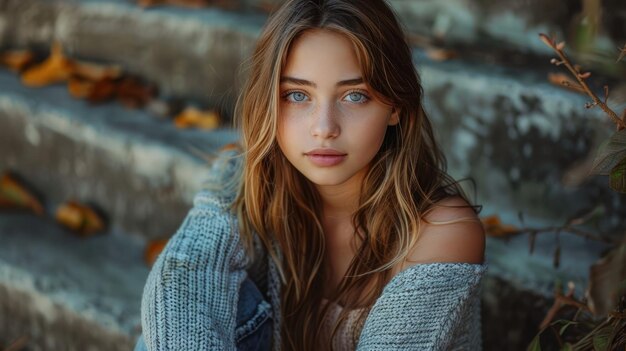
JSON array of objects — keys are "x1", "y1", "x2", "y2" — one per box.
[
  {"x1": 356, "y1": 262, "x2": 487, "y2": 351},
  {"x1": 140, "y1": 189, "x2": 248, "y2": 351}
]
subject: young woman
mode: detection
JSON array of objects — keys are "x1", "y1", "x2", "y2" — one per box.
[{"x1": 136, "y1": 0, "x2": 486, "y2": 350}]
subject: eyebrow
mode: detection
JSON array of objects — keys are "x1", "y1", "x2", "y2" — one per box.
[{"x1": 279, "y1": 76, "x2": 364, "y2": 88}]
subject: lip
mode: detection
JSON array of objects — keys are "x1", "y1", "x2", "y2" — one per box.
[{"x1": 304, "y1": 148, "x2": 347, "y2": 167}]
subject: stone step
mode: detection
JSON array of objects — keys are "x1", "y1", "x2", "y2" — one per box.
[
  {"x1": 253, "y1": 0, "x2": 623, "y2": 63},
  {"x1": 3, "y1": 0, "x2": 622, "y2": 112},
  {"x1": 0, "y1": 211, "x2": 610, "y2": 351},
  {"x1": 0, "y1": 211, "x2": 150, "y2": 351},
  {"x1": 0, "y1": 68, "x2": 237, "y2": 240},
  {"x1": 1, "y1": 1, "x2": 623, "y2": 346},
  {"x1": 0, "y1": 0, "x2": 266, "y2": 109},
  {"x1": 1, "y1": 33, "x2": 619, "y2": 254},
  {"x1": 2, "y1": 39, "x2": 621, "y2": 240},
  {"x1": 5, "y1": 0, "x2": 622, "y2": 117},
  {"x1": 414, "y1": 48, "x2": 624, "y2": 234}
]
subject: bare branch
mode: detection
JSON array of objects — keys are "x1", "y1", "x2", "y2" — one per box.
[
  {"x1": 540, "y1": 282, "x2": 590, "y2": 330},
  {"x1": 539, "y1": 33, "x2": 625, "y2": 130}
]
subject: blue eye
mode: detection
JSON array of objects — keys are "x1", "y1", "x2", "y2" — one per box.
[
  {"x1": 344, "y1": 91, "x2": 368, "y2": 103},
  {"x1": 284, "y1": 91, "x2": 308, "y2": 102}
]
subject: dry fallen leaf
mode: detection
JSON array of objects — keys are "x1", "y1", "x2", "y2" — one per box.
[
  {"x1": 426, "y1": 47, "x2": 458, "y2": 61},
  {"x1": 116, "y1": 76, "x2": 157, "y2": 108},
  {"x1": 68, "y1": 76, "x2": 118, "y2": 103},
  {"x1": 220, "y1": 143, "x2": 239, "y2": 151},
  {"x1": 0, "y1": 50, "x2": 35, "y2": 72},
  {"x1": 174, "y1": 107, "x2": 220, "y2": 129},
  {"x1": 0, "y1": 171, "x2": 44, "y2": 215},
  {"x1": 144, "y1": 238, "x2": 169, "y2": 266},
  {"x1": 87, "y1": 78, "x2": 118, "y2": 103},
  {"x1": 68, "y1": 77, "x2": 96, "y2": 99},
  {"x1": 72, "y1": 60, "x2": 122, "y2": 81},
  {"x1": 481, "y1": 215, "x2": 518, "y2": 237},
  {"x1": 55, "y1": 201, "x2": 105, "y2": 236},
  {"x1": 548, "y1": 72, "x2": 586, "y2": 95},
  {"x1": 21, "y1": 42, "x2": 74, "y2": 87}
]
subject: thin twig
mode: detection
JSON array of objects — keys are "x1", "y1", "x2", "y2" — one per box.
[
  {"x1": 539, "y1": 34, "x2": 626, "y2": 131},
  {"x1": 540, "y1": 283, "x2": 591, "y2": 330}
]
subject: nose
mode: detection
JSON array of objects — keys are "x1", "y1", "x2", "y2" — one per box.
[{"x1": 310, "y1": 103, "x2": 340, "y2": 139}]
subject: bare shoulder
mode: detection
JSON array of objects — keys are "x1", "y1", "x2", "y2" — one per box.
[{"x1": 403, "y1": 196, "x2": 485, "y2": 267}]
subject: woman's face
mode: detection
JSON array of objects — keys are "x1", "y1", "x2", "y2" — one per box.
[{"x1": 277, "y1": 29, "x2": 398, "y2": 188}]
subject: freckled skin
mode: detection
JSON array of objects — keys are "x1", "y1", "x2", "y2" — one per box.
[{"x1": 277, "y1": 29, "x2": 399, "y2": 193}]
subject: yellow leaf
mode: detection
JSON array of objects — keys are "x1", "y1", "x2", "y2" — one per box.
[
  {"x1": 220, "y1": 143, "x2": 240, "y2": 151},
  {"x1": 72, "y1": 60, "x2": 122, "y2": 81},
  {"x1": 174, "y1": 107, "x2": 220, "y2": 129},
  {"x1": 144, "y1": 238, "x2": 169, "y2": 266},
  {"x1": 481, "y1": 215, "x2": 518, "y2": 237},
  {"x1": 426, "y1": 48, "x2": 458, "y2": 62},
  {"x1": 21, "y1": 42, "x2": 74, "y2": 87},
  {"x1": 0, "y1": 171, "x2": 44, "y2": 215},
  {"x1": 68, "y1": 78, "x2": 95, "y2": 99},
  {"x1": 0, "y1": 50, "x2": 35, "y2": 72},
  {"x1": 55, "y1": 201, "x2": 105, "y2": 236}
]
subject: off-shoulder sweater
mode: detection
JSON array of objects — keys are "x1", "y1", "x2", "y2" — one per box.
[{"x1": 139, "y1": 156, "x2": 487, "y2": 351}]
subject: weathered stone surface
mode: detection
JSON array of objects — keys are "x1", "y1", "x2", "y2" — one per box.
[
  {"x1": 0, "y1": 211, "x2": 149, "y2": 351},
  {"x1": 0, "y1": 69, "x2": 238, "y2": 240},
  {"x1": 415, "y1": 48, "x2": 624, "y2": 236},
  {"x1": 1, "y1": 0, "x2": 623, "y2": 348},
  {"x1": 0, "y1": 0, "x2": 266, "y2": 109},
  {"x1": 254, "y1": 0, "x2": 625, "y2": 62}
]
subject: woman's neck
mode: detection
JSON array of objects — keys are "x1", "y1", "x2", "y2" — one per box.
[{"x1": 316, "y1": 175, "x2": 362, "y2": 221}]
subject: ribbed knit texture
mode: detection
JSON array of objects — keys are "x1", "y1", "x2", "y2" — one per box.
[
  {"x1": 140, "y1": 152, "x2": 488, "y2": 350},
  {"x1": 355, "y1": 263, "x2": 486, "y2": 350}
]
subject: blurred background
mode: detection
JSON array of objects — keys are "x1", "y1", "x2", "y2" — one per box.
[{"x1": 0, "y1": 0, "x2": 625, "y2": 350}]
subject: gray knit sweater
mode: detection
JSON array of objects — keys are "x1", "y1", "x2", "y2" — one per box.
[{"x1": 140, "y1": 156, "x2": 487, "y2": 350}]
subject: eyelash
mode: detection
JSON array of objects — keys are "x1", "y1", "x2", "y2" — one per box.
[
  {"x1": 280, "y1": 89, "x2": 370, "y2": 104},
  {"x1": 281, "y1": 91, "x2": 308, "y2": 103},
  {"x1": 344, "y1": 89, "x2": 370, "y2": 104}
]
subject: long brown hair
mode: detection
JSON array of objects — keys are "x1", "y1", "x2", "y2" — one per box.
[{"x1": 233, "y1": 0, "x2": 474, "y2": 349}]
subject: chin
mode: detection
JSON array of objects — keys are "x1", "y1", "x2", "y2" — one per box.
[{"x1": 300, "y1": 172, "x2": 352, "y2": 187}]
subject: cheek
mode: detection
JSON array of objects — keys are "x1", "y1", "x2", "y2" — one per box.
[{"x1": 276, "y1": 115, "x2": 298, "y2": 155}]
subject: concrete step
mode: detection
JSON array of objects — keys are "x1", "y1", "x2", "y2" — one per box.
[
  {"x1": 3, "y1": 0, "x2": 623, "y2": 109},
  {"x1": 0, "y1": 68, "x2": 237, "y2": 240},
  {"x1": 0, "y1": 211, "x2": 149, "y2": 351},
  {"x1": 1, "y1": 1, "x2": 623, "y2": 346},
  {"x1": 0, "y1": 0, "x2": 266, "y2": 109},
  {"x1": 414, "y1": 48, "x2": 625, "y2": 234},
  {"x1": 0, "y1": 210, "x2": 611, "y2": 351}
]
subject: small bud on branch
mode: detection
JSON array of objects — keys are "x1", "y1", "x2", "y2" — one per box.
[
  {"x1": 538, "y1": 33, "x2": 625, "y2": 130},
  {"x1": 539, "y1": 33, "x2": 554, "y2": 47}
]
